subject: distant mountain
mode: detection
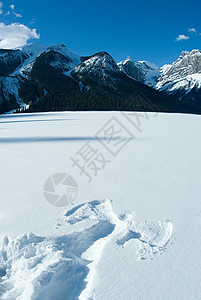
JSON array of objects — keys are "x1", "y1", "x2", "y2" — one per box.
[
  {"x1": 118, "y1": 57, "x2": 160, "y2": 87},
  {"x1": 119, "y1": 50, "x2": 201, "y2": 107},
  {"x1": 0, "y1": 44, "x2": 199, "y2": 114},
  {"x1": 155, "y1": 50, "x2": 201, "y2": 104},
  {"x1": 72, "y1": 51, "x2": 121, "y2": 89},
  {"x1": 0, "y1": 44, "x2": 47, "y2": 112}
]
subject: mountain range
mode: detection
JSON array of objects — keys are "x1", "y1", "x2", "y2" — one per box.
[
  {"x1": 119, "y1": 49, "x2": 201, "y2": 104},
  {"x1": 0, "y1": 43, "x2": 201, "y2": 114}
]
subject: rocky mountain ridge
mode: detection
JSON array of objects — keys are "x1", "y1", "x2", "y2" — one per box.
[{"x1": 0, "y1": 44, "x2": 200, "y2": 114}]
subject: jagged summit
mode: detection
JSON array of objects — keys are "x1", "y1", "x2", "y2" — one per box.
[
  {"x1": 179, "y1": 49, "x2": 201, "y2": 58},
  {"x1": 156, "y1": 49, "x2": 201, "y2": 93},
  {"x1": 122, "y1": 56, "x2": 133, "y2": 64},
  {"x1": 46, "y1": 44, "x2": 80, "y2": 63},
  {"x1": 118, "y1": 57, "x2": 159, "y2": 86},
  {"x1": 71, "y1": 51, "x2": 123, "y2": 90},
  {"x1": 150, "y1": 49, "x2": 201, "y2": 104},
  {"x1": 76, "y1": 51, "x2": 118, "y2": 72}
]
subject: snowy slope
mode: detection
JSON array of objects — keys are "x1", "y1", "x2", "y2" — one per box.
[
  {"x1": 0, "y1": 44, "x2": 47, "y2": 110},
  {"x1": 0, "y1": 111, "x2": 200, "y2": 299},
  {"x1": 13, "y1": 44, "x2": 48, "y2": 76},
  {"x1": 157, "y1": 73, "x2": 201, "y2": 94}
]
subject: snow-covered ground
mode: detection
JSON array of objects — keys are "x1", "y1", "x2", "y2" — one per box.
[{"x1": 0, "y1": 111, "x2": 200, "y2": 299}]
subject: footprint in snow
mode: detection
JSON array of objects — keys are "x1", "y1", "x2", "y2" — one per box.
[{"x1": 0, "y1": 200, "x2": 174, "y2": 300}]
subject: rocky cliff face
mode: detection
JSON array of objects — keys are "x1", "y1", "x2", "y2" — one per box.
[
  {"x1": 156, "y1": 50, "x2": 201, "y2": 87},
  {"x1": 155, "y1": 50, "x2": 201, "y2": 103}
]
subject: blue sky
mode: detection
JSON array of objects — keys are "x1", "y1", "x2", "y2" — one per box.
[{"x1": 0, "y1": 0, "x2": 201, "y2": 66}]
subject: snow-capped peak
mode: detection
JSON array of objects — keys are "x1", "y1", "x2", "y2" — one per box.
[
  {"x1": 122, "y1": 56, "x2": 133, "y2": 65},
  {"x1": 46, "y1": 44, "x2": 81, "y2": 66},
  {"x1": 172, "y1": 49, "x2": 201, "y2": 70},
  {"x1": 179, "y1": 49, "x2": 201, "y2": 59},
  {"x1": 118, "y1": 57, "x2": 160, "y2": 86},
  {"x1": 75, "y1": 51, "x2": 119, "y2": 73},
  {"x1": 72, "y1": 51, "x2": 121, "y2": 89},
  {"x1": 118, "y1": 56, "x2": 134, "y2": 67},
  {"x1": 155, "y1": 49, "x2": 201, "y2": 98}
]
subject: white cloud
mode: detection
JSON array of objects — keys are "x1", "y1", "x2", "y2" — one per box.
[
  {"x1": 0, "y1": 2, "x2": 3, "y2": 15},
  {"x1": 13, "y1": 12, "x2": 22, "y2": 18},
  {"x1": 188, "y1": 28, "x2": 196, "y2": 33},
  {"x1": 30, "y1": 19, "x2": 36, "y2": 25},
  {"x1": 0, "y1": 23, "x2": 40, "y2": 49},
  {"x1": 176, "y1": 34, "x2": 189, "y2": 41},
  {"x1": 9, "y1": 4, "x2": 22, "y2": 17},
  {"x1": 0, "y1": 2, "x2": 22, "y2": 18}
]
